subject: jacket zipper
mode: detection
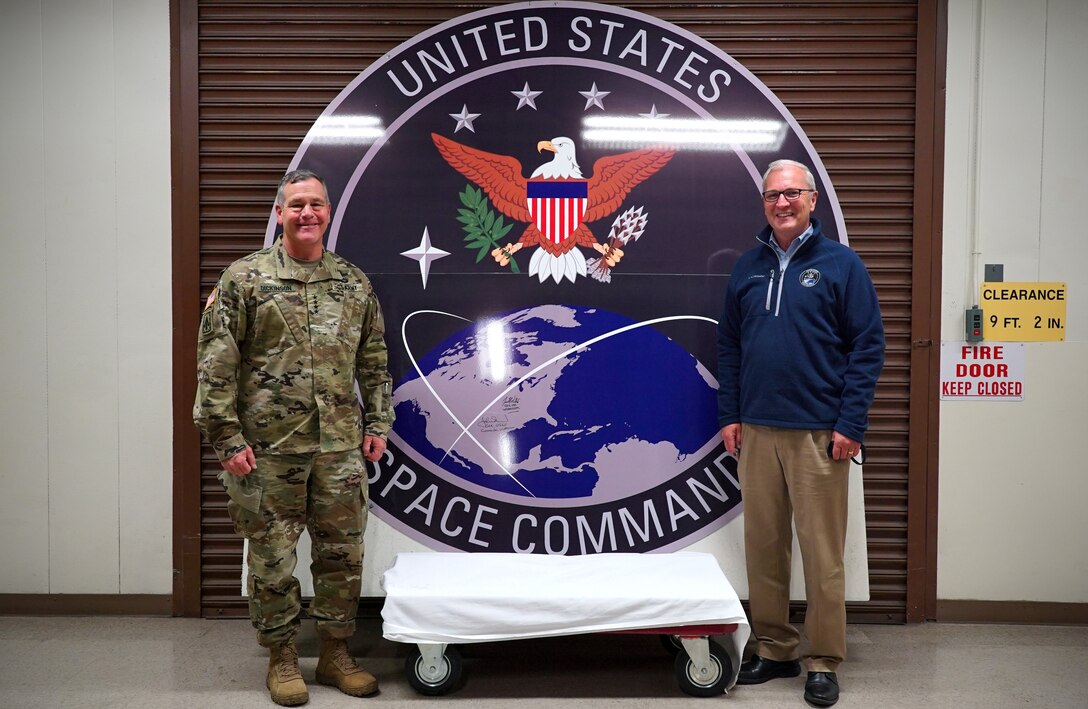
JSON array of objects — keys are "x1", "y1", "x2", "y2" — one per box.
[
  {"x1": 764, "y1": 265, "x2": 787, "y2": 316},
  {"x1": 774, "y1": 264, "x2": 786, "y2": 316}
]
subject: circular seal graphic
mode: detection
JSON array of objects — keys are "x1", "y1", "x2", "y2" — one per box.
[
  {"x1": 268, "y1": 2, "x2": 848, "y2": 554},
  {"x1": 799, "y1": 269, "x2": 821, "y2": 287}
]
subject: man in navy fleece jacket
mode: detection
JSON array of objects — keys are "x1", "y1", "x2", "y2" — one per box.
[{"x1": 716, "y1": 160, "x2": 884, "y2": 707}]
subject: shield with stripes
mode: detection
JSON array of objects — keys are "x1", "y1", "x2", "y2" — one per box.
[{"x1": 526, "y1": 179, "x2": 588, "y2": 245}]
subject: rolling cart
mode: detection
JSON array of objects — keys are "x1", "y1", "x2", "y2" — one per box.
[{"x1": 381, "y1": 552, "x2": 750, "y2": 697}]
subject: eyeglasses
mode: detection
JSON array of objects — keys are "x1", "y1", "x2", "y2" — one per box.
[{"x1": 761, "y1": 188, "x2": 814, "y2": 203}]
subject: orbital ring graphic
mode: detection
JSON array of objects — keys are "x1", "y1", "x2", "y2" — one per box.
[
  {"x1": 401, "y1": 309, "x2": 718, "y2": 499},
  {"x1": 397, "y1": 309, "x2": 538, "y2": 495}
]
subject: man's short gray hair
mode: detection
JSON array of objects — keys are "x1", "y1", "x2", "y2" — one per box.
[
  {"x1": 762, "y1": 159, "x2": 816, "y2": 192},
  {"x1": 275, "y1": 168, "x2": 329, "y2": 206}
]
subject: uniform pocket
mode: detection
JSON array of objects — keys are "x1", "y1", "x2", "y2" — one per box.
[
  {"x1": 252, "y1": 296, "x2": 299, "y2": 356},
  {"x1": 218, "y1": 470, "x2": 263, "y2": 514},
  {"x1": 335, "y1": 294, "x2": 366, "y2": 347}
]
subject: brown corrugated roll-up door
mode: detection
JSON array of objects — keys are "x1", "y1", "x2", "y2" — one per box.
[{"x1": 172, "y1": 0, "x2": 944, "y2": 623}]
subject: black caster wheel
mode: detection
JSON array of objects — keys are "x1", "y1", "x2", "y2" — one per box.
[
  {"x1": 659, "y1": 634, "x2": 684, "y2": 657},
  {"x1": 674, "y1": 639, "x2": 732, "y2": 697},
  {"x1": 405, "y1": 644, "x2": 463, "y2": 695}
]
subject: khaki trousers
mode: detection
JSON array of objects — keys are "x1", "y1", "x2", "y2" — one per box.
[{"x1": 739, "y1": 424, "x2": 849, "y2": 673}]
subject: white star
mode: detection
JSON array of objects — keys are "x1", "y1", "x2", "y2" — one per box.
[
  {"x1": 579, "y1": 82, "x2": 610, "y2": 111},
  {"x1": 401, "y1": 227, "x2": 450, "y2": 289},
  {"x1": 449, "y1": 105, "x2": 481, "y2": 133},
  {"x1": 639, "y1": 104, "x2": 670, "y2": 119},
  {"x1": 511, "y1": 82, "x2": 543, "y2": 110}
]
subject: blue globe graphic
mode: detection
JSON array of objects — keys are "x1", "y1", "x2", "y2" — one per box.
[{"x1": 392, "y1": 305, "x2": 719, "y2": 500}]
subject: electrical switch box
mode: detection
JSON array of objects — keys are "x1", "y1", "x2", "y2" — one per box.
[{"x1": 965, "y1": 307, "x2": 984, "y2": 343}]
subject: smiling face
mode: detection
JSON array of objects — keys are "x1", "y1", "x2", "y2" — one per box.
[
  {"x1": 762, "y1": 164, "x2": 817, "y2": 248},
  {"x1": 275, "y1": 177, "x2": 331, "y2": 261}
]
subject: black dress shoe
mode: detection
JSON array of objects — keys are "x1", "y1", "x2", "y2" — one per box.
[
  {"x1": 804, "y1": 671, "x2": 839, "y2": 706},
  {"x1": 736, "y1": 655, "x2": 801, "y2": 685}
]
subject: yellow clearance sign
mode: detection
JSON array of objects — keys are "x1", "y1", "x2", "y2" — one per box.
[{"x1": 980, "y1": 282, "x2": 1066, "y2": 342}]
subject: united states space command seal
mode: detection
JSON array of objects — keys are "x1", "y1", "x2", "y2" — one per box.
[
  {"x1": 800, "y1": 269, "x2": 821, "y2": 287},
  {"x1": 268, "y1": 1, "x2": 849, "y2": 554}
]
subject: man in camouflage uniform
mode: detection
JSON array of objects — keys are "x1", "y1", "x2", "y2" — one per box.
[{"x1": 194, "y1": 169, "x2": 393, "y2": 706}]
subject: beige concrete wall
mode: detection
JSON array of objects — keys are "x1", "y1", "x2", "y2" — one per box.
[
  {"x1": 940, "y1": 0, "x2": 1088, "y2": 602},
  {"x1": 0, "y1": 0, "x2": 172, "y2": 594}
]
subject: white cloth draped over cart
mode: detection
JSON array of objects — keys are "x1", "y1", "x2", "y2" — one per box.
[{"x1": 381, "y1": 551, "x2": 750, "y2": 665}]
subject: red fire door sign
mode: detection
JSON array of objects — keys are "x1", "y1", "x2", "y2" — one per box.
[{"x1": 940, "y1": 342, "x2": 1025, "y2": 400}]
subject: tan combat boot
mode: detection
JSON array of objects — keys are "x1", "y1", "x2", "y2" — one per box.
[
  {"x1": 267, "y1": 642, "x2": 309, "y2": 706},
  {"x1": 315, "y1": 638, "x2": 379, "y2": 697}
]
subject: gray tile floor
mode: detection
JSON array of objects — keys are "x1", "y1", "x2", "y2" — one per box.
[{"x1": 1, "y1": 616, "x2": 1086, "y2": 708}]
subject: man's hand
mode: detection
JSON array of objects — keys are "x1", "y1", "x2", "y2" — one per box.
[
  {"x1": 223, "y1": 446, "x2": 257, "y2": 476},
  {"x1": 721, "y1": 423, "x2": 742, "y2": 455},
  {"x1": 362, "y1": 435, "x2": 387, "y2": 463},
  {"x1": 831, "y1": 431, "x2": 861, "y2": 461}
]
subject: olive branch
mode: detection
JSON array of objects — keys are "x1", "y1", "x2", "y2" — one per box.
[{"x1": 457, "y1": 184, "x2": 520, "y2": 273}]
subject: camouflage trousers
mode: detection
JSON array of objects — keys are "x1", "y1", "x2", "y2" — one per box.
[{"x1": 223, "y1": 448, "x2": 368, "y2": 648}]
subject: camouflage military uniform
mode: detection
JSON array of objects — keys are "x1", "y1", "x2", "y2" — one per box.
[{"x1": 194, "y1": 238, "x2": 393, "y2": 647}]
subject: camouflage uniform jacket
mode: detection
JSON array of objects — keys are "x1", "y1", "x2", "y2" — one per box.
[{"x1": 194, "y1": 238, "x2": 394, "y2": 462}]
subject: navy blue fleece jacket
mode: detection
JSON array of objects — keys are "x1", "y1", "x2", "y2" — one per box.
[{"x1": 716, "y1": 218, "x2": 885, "y2": 443}]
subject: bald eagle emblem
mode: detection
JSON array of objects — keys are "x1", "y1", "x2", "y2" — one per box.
[{"x1": 432, "y1": 133, "x2": 675, "y2": 283}]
